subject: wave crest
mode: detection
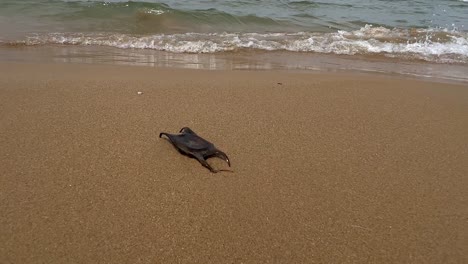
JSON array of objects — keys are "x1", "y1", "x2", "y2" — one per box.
[{"x1": 12, "y1": 25, "x2": 468, "y2": 64}]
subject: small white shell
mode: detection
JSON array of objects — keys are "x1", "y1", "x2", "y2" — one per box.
[{"x1": 137, "y1": 91, "x2": 143, "y2": 95}]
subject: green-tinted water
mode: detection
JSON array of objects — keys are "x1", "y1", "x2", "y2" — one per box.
[{"x1": 0, "y1": 0, "x2": 467, "y2": 66}]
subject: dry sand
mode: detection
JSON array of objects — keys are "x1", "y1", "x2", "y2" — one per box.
[{"x1": 1, "y1": 63, "x2": 467, "y2": 263}]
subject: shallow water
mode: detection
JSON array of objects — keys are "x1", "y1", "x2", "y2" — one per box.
[
  {"x1": 2, "y1": 45, "x2": 467, "y2": 84},
  {"x1": 0, "y1": 0, "x2": 468, "y2": 78},
  {"x1": 1, "y1": 0, "x2": 467, "y2": 34}
]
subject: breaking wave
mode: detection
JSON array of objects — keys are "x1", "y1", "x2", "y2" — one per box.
[{"x1": 6, "y1": 25, "x2": 468, "y2": 64}]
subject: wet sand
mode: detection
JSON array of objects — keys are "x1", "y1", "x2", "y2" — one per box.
[
  {"x1": 2, "y1": 45, "x2": 468, "y2": 83},
  {"x1": 1, "y1": 62, "x2": 467, "y2": 263}
]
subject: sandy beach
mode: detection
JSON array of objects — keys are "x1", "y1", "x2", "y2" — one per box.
[{"x1": 1, "y1": 62, "x2": 467, "y2": 263}]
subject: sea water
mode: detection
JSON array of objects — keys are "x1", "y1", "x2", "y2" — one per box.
[{"x1": 1, "y1": 0, "x2": 467, "y2": 80}]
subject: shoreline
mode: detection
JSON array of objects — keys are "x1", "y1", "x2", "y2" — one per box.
[
  {"x1": 1, "y1": 62, "x2": 467, "y2": 263},
  {"x1": 1, "y1": 45, "x2": 468, "y2": 84}
]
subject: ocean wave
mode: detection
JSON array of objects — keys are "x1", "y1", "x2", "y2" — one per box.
[
  {"x1": 8, "y1": 25, "x2": 468, "y2": 64},
  {"x1": 38, "y1": 0, "x2": 301, "y2": 34}
]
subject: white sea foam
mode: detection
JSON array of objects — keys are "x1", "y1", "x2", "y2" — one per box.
[
  {"x1": 21, "y1": 25, "x2": 468, "y2": 64},
  {"x1": 143, "y1": 8, "x2": 165, "y2": 15}
]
